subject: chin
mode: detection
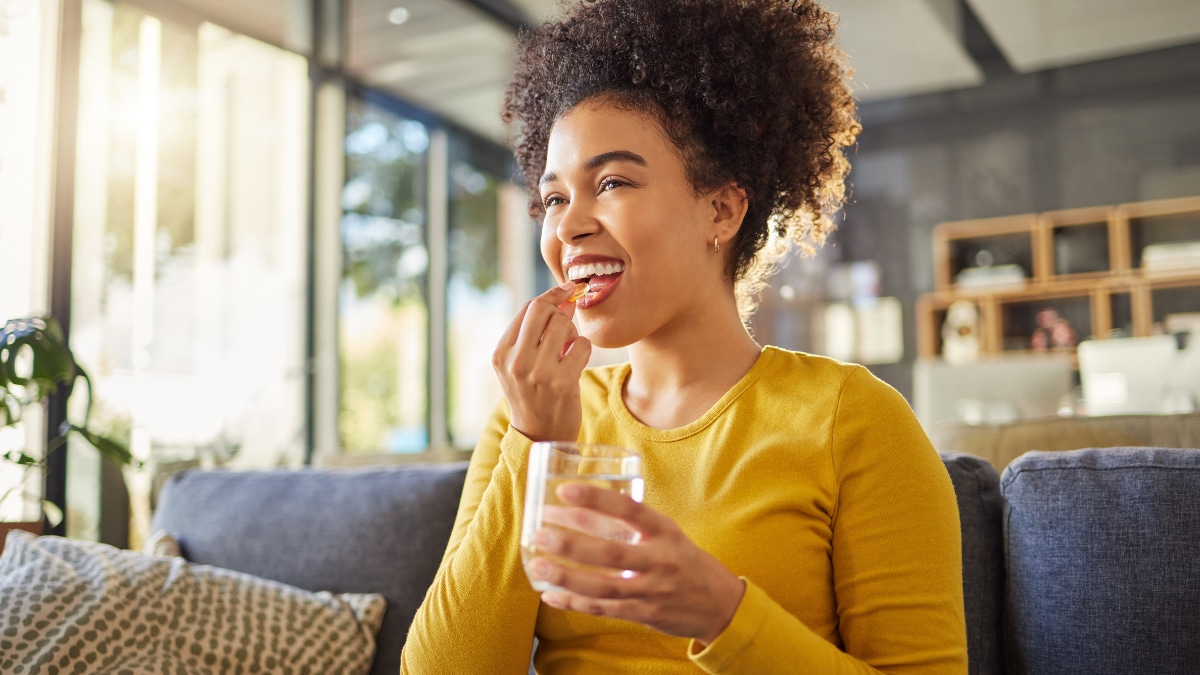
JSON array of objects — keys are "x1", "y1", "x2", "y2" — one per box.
[{"x1": 578, "y1": 315, "x2": 642, "y2": 351}]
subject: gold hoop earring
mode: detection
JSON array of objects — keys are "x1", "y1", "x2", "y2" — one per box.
[{"x1": 713, "y1": 236, "x2": 720, "y2": 253}]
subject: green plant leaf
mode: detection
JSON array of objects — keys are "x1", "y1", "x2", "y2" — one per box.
[
  {"x1": 29, "y1": 332, "x2": 73, "y2": 390},
  {"x1": 26, "y1": 340, "x2": 72, "y2": 402},
  {"x1": 66, "y1": 424, "x2": 136, "y2": 468},
  {"x1": 1, "y1": 317, "x2": 75, "y2": 404},
  {"x1": 2, "y1": 450, "x2": 39, "y2": 466}
]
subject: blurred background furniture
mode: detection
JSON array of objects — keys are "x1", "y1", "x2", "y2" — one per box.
[
  {"x1": 913, "y1": 355, "x2": 1075, "y2": 429},
  {"x1": 917, "y1": 196, "x2": 1200, "y2": 362},
  {"x1": 931, "y1": 413, "x2": 1200, "y2": 470}
]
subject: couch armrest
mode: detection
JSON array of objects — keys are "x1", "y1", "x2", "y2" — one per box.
[{"x1": 941, "y1": 452, "x2": 1005, "y2": 675}]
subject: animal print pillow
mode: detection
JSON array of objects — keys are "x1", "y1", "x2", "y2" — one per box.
[{"x1": 0, "y1": 530, "x2": 385, "y2": 675}]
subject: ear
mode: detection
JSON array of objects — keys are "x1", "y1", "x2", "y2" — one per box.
[{"x1": 708, "y1": 182, "x2": 748, "y2": 248}]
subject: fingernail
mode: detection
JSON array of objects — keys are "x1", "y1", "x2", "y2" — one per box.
[
  {"x1": 558, "y1": 483, "x2": 582, "y2": 502},
  {"x1": 558, "y1": 280, "x2": 575, "y2": 291},
  {"x1": 535, "y1": 529, "x2": 553, "y2": 547},
  {"x1": 530, "y1": 559, "x2": 549, "y2": 578}
]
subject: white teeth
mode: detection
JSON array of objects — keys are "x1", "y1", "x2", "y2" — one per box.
[{"x1": 565, "y1": 261, "x2": 624, "y2": 280}]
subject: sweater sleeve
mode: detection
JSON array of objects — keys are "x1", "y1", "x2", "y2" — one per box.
[
  {"x1": 689, "y1": 366, "x2": 968, "y2": 674},
  {"x1": 400, "y1": 400, "x2": 542, "y2": 674}
]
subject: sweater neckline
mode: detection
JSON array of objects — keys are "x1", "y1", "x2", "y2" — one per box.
[{"x1": 607, "y1": 346, "x2": 778, "y2": 442}]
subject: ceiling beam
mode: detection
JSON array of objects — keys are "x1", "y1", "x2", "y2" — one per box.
[{"x1": 959, "y1": 0, "x2": 1013, "y2": 79}]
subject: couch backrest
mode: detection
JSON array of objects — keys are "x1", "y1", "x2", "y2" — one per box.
[
  {"x1": 941, "y1": 452, "x2": 1006, "y2": 675},
  {"x1": 152, "y1": 463, "x2": 469, "y2": 675},
  {"x1": 1000, "y1": 447, "x2": 1200, "y2": 675},
  {"x1": 151, "y1": 449, "x2": 1198, "y2": 675}
]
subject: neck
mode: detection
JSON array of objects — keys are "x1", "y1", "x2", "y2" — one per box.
[{"x1": 623, "y1": 287, "x2": 762, "y2": 427}]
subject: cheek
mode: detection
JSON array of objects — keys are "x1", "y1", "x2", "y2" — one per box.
[{"x1": 540, "y1": 225, "x2": 562, "y2": 281}]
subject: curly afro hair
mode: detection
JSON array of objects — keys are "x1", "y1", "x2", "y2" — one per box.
[{"x1": 502, "y1": 0, "x2": 860, "y2": 318}]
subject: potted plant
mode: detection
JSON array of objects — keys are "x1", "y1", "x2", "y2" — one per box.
[{"x1": 1, "y1": 316, "x2": 133, "y2": 554}]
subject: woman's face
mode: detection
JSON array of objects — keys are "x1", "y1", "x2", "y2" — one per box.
[{"x1": 539, "y1": 101, "x2": 725, "y2": 349}]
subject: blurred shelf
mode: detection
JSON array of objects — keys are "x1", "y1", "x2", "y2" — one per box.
[{"x1": 919, "y1": 195, "x2": 1200, "y2": 360}]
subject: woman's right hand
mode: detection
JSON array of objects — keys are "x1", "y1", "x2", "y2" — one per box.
[{"x1": 493, "y1": 281, "x2": 593, "y2": 442}]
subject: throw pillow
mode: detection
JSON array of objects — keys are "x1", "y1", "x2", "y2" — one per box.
[
  {"x1": 142, "y1": 530, "x2": 182, "y2": 558},
  {"x1": 0, "y1": 530, "x2": 386, "y2": 675}
]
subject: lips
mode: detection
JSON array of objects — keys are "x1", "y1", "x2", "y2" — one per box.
[{"x1": 563, "y1": 255, "x2": 625, "y2": 309}]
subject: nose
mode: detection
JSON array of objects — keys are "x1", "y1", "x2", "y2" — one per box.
[{"x1": 554, "y1": 198, "x2": 601, "y2": 244}]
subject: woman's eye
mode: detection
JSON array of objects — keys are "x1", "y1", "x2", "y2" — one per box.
[
  {"x1": 542, "y1": 195, "x2": 565, "y2": 208},
  {"x1": 600, "y1": 179, "x2": 626, "y2": 192}
]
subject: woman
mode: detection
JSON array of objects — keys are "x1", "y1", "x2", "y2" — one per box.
[{"x1": 401, "y1": 1, "x2": 967, "y2": 672}]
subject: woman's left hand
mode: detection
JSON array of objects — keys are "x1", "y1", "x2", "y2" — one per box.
[{"x1": 527, "y1": 482, "x2": 746, "y2": 646}]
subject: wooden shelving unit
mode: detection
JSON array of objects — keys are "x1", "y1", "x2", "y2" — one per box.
[{"x1": 918, "y1": 195, "x2": 1200, "y2": 360}]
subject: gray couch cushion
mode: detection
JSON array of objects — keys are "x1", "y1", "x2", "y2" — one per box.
[
  {"x1": 1001, "y1": 447, "x2": 1200, "y2": 675},
  {"x1": 941, "y1": 452, "x2": 1005, "y2": 675},
  {"x1": 152, "y1": 463, "x2": 469, "y2": 675}
]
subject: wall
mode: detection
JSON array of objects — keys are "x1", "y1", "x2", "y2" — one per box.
[{"x1": 827, "y1": 38, "x2": 1200, "y2": 400}]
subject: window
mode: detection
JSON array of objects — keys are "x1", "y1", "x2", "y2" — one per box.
[
  {"x1": 0, "y1": 0, "x2": 58, "y2": 523},
  {"x1": 339, "y1": 96, "x2": 536, "y2": 454},
  {"x1": 339, "y1": 95, "x2": 431, "y2": 454},
  {"x1": 68, "y1": 0, "x2": 309, "y2": 543},
  {"x1": 447, "y1": 136, "x2": 530, "y2": 447},
  {"x1": 13, "y1": 0, "x2": 541, "y2": 544}
]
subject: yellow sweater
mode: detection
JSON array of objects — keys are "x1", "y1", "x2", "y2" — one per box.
[{"x1": 401, "y1": 347, "x2": 967, "y2": 674}]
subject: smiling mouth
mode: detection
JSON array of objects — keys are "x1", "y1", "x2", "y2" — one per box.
[{"x1": 566, "y1": 262, "x2": 624, "y2": 292}]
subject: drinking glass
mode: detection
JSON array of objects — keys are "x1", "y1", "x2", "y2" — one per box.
[{"x1": 520, "y1": 441, "x2": 644, "y2": 593}]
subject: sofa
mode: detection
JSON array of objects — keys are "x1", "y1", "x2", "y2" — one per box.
[
  {"x1": 144, "y1": 446, "x2": 1200, "y2": 675},
  {"x1": 929, "y1": 412, "x2": 1200, "y2": 471}
]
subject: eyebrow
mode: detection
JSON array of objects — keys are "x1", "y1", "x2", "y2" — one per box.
[{"x1": 539, "y1": 150, "x2": 648, "y2": 186}]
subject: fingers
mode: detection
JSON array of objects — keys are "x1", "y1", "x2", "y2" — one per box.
[
  {"x1": 512, "y1": 295, "x2": 578, "y2": 360},
  {"x1": 541, "y1": 591, "x2": 632, "y2": 618},
  {"x1": 541, "y1": 503, "x2": 635, "y2": 541},
  {"x1": 535, "y1": 524, "x2": 648, "y2": 572},
  {"x1": 561, "y1": 334, "x2": 592, "y2": 368},
  {"x1": 493, "y1": 282, "x2": 588, "y2": 442},
  {"x1": 527, "y1": 554, "x2": 653, "y2": 601},
  {"x1": 538, "y1": 309, "x2": 577, "y2": 353},
  {"x1": 543, "y1": 280, "x2": 583, "y2": 307},
  {"x1": 497, "y1": 281, "x2": 578, "y2": 352},
  {"x1": 527, "y1": 486, "x2": 669, "y2": 601},
  {"x1": 556, "y1": 482, "x2": 665, "y2": 538},
  {"x1": 529, "y1": 494, "x2": 745, "y2": 643},
  {"x1": 556, "y1": 295, "x2": 579, "y2": 320},
  {"x1": 494, "y1": 300, "x2": 531, "y2": 354}
]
